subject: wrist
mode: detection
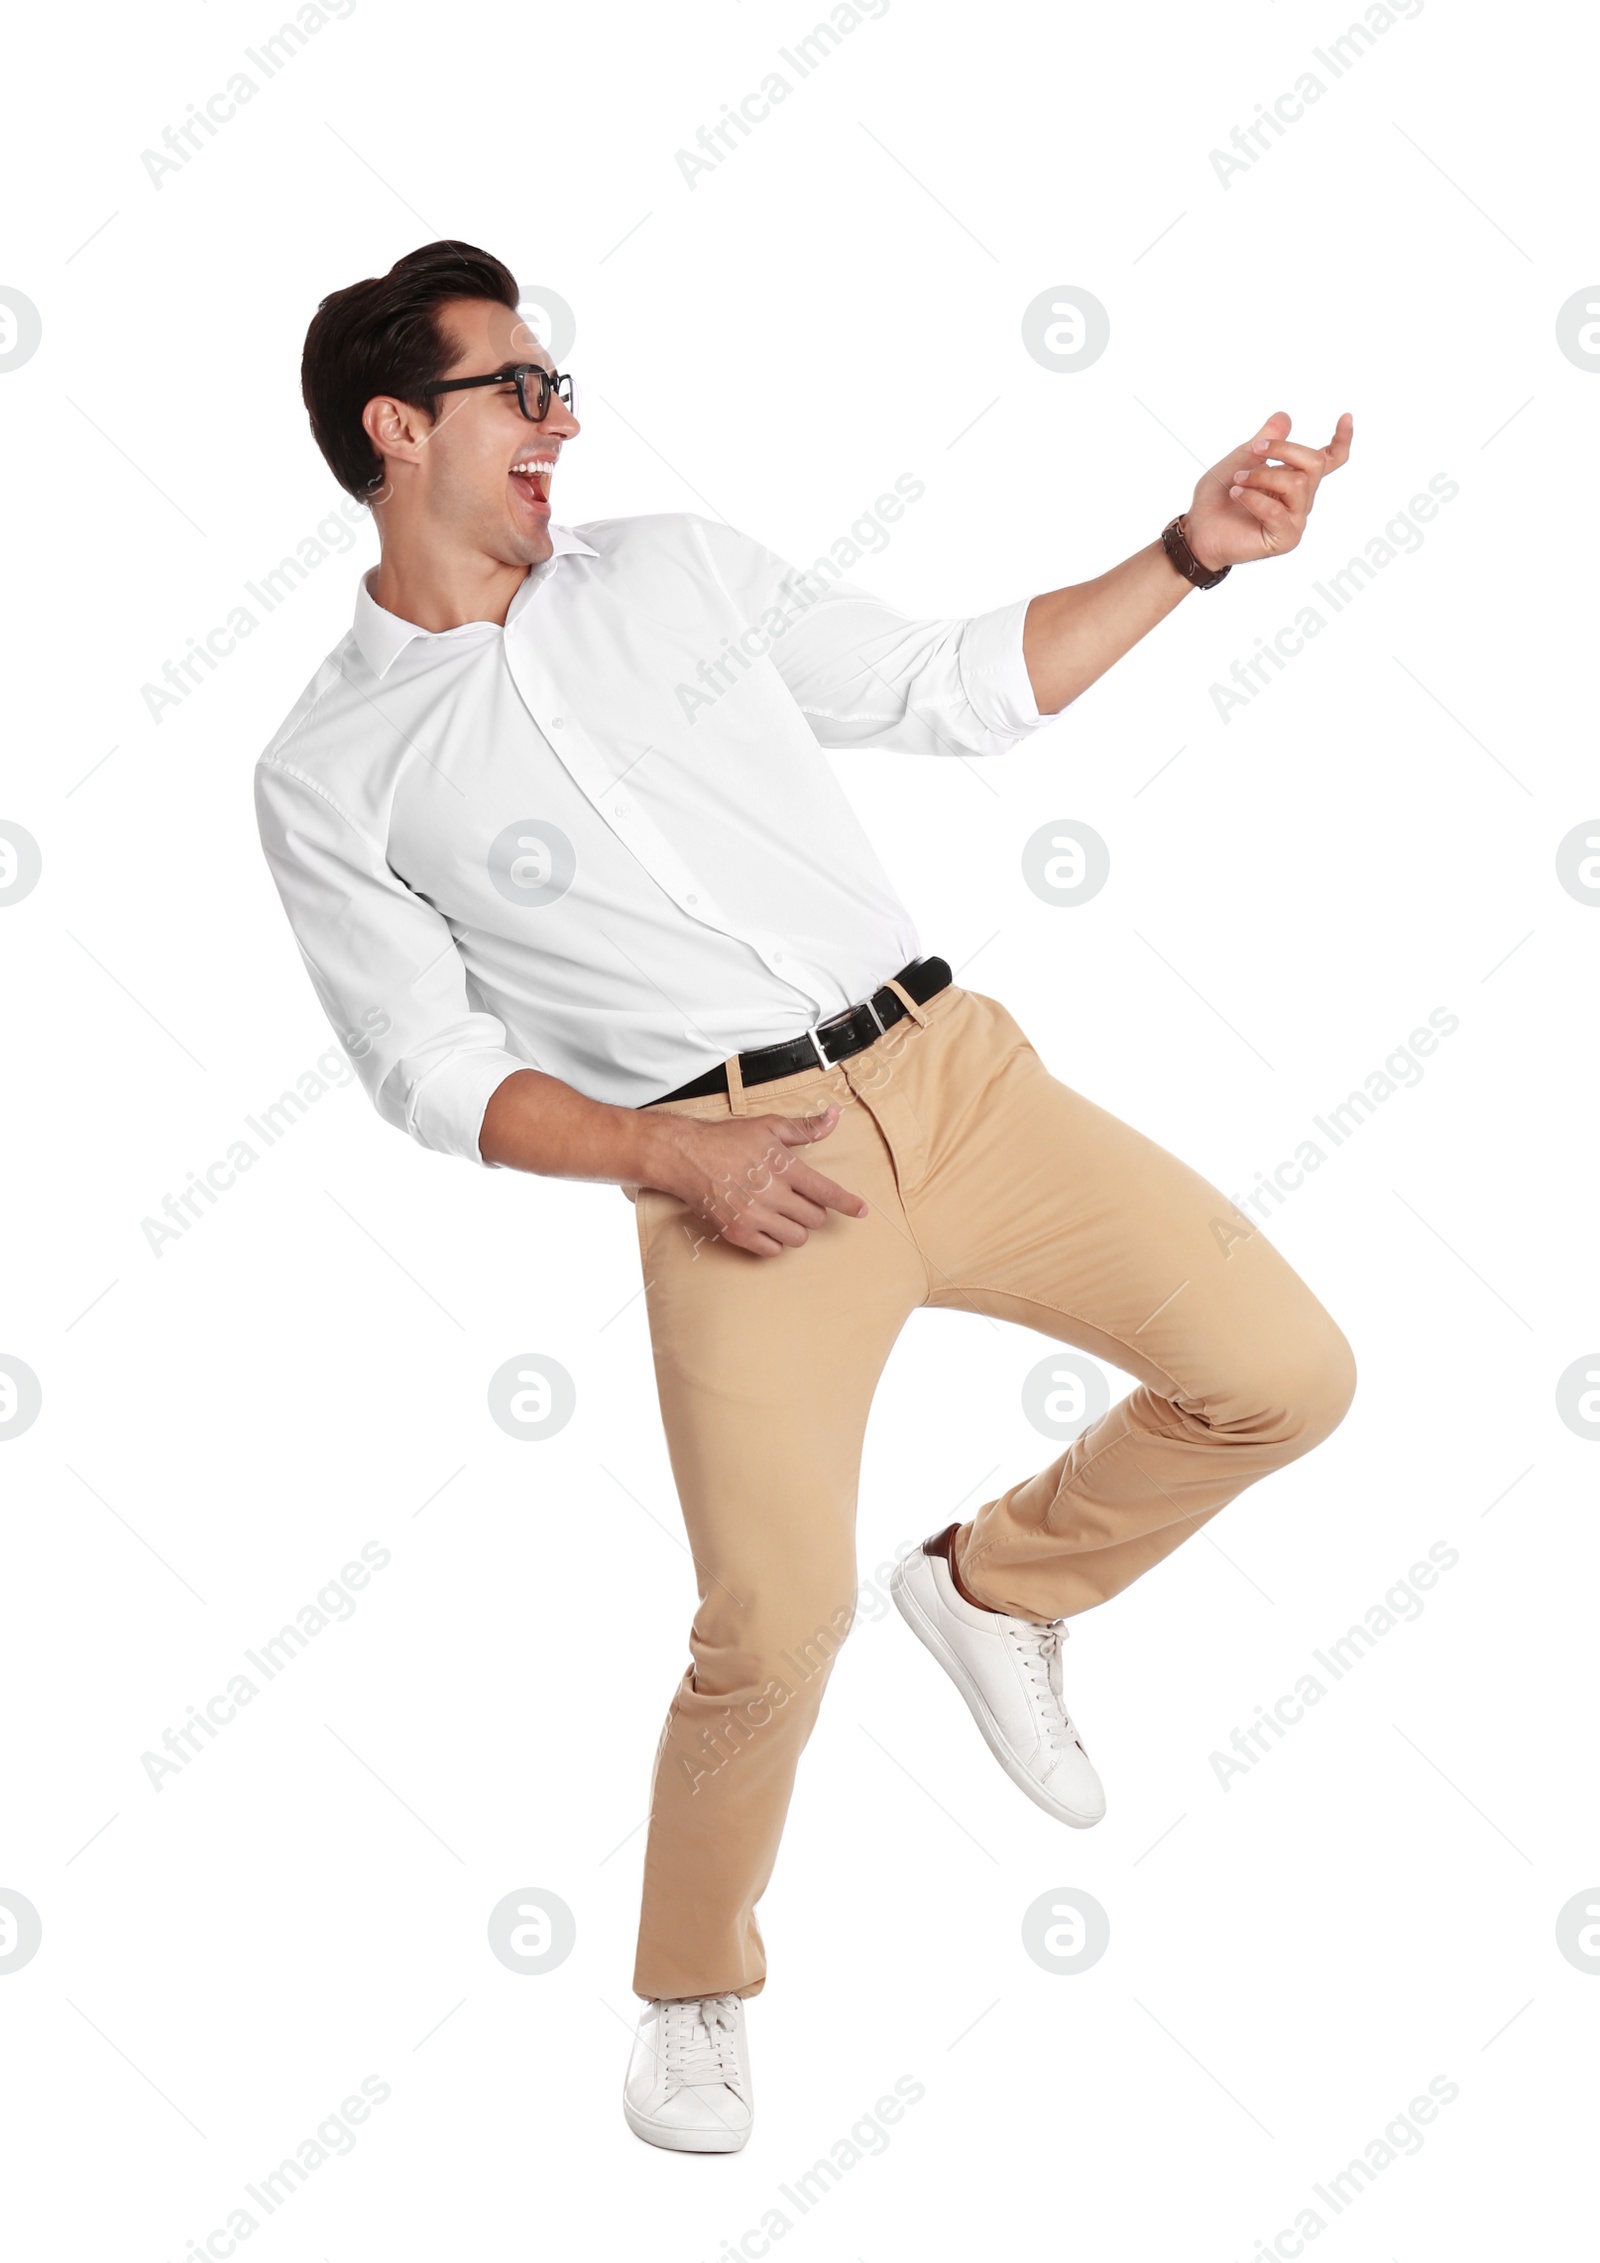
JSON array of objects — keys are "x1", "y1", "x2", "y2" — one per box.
[
  {"x1": 627, "y1": 1105, "x2": 691, "y2": 1194},
  {"x1": 1184, "y1": 520, "x2": 1224, "y2": 575},
  {"x1": 1162, "y1": 512, "x2": 1231, "y2": 589},
  {"x1": 1150, "y1": 533, "x2": 1195, "y2": 604}
]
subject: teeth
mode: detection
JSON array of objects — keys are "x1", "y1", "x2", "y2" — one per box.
[{"x1": 512, "y1": 459, "x2": 556, "y2": 477}]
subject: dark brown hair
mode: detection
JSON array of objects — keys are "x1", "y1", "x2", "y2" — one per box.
[{"x1": 301, "y1": 240, "x2": 520, "y2": 498}]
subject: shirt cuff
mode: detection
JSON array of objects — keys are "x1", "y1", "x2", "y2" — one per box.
[
  {"x1": 407, "y1": 1048, "x2": 534, "y2": 1165},
  {"x1": 959, "y1": 596, "x2": 1044, "y2": 737}
]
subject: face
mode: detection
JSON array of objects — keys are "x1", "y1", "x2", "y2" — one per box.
[{"x1": 362, "y1": 296, "x2": 581, "y2": 567}]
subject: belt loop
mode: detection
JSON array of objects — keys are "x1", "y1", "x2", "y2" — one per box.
[
  {"x1": 882, "y1": 975, "x2": 931, "y2": 1029},
  {"x1": 724, "y1": 1047, "x2": 749, "y2": 1116}
]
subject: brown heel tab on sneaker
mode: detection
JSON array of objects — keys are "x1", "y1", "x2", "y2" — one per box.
[{"x1": 926, "y1": 1522, "x2": 1000, "y2": 1613}]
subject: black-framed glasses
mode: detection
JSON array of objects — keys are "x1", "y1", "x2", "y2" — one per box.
[{"x1": 426, "y1": 363, "x2": 577, "y2": 423}]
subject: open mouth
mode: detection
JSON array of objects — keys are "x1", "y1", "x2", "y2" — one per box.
[{"x1": 510, "y1": 453, "x2": 556, "y2": 511}]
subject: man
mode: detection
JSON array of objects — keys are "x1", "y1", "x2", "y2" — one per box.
[{"x1": 256, "y1": 240, "x2": 1357, "y2": 2155}]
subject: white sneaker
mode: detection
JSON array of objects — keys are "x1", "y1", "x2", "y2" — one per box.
[
  {"x1": 623, "y1": 1993, "x2": 754, "y2": 2153},
  {"x1": 891, "y1": 1526, "x2": 1106, "y2": 1828}
]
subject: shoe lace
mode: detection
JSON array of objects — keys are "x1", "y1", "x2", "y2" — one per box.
[
  {"x1": 660, "y1": 1995, "x2": 744, "y2": 2092},
  {"x1": 1008, "y1": 1620, "x2": 1086, "y2": 1756}
]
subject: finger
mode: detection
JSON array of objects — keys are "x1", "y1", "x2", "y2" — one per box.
[
  {"x1": 726, "y1": 1197, "x2": 809, "y2": 1249},
  {"x1": 760, "y1": 1187, "x2": 832, "y2": 1230},
  {"x1": 768, "y1": 1104, "x2": 843, "y2": 1146},
  {"x1": 1244, "y1": 410, "x2": 1293, "y2": 453},
  {"x1": 729, "y1": 1221, "x2": 790, "y2": 1258},
  {"x1": 734, "y1": 1143, "x2": 862, "y2": 1222},
  {"x1": 1233, "y1": 483, "x2": 1295, "y2": 521},
  {"x1": 1231, "y1": 486, "x2": 1298, "y2": 543},
  {"x1": 787, "y1": 1164, "x2": 869, "y2": 1217},
  {"x1": 1247, "y1": 437, "x2": 1329, "y2": 474},
  {"x1": 1204, "y1": 413, "x2": 1296, "y2": 497},
  {"x1": 738, "y1": 1135, "x2": 863, "y2": 1214},
  {"x1": 1320, "y1": 411, "x2": 1355, "y2": 471},
  {"x1": 1232, "y1": 463, "x2": 1309, "y2": 509},
  {"x1": 1227, "y1": 410, "x2": 1290, "y2": 467}
]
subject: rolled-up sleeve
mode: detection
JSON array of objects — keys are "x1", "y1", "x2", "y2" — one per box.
[
  {"x1": 254, "y1": 755, "x2": 531, "y2": 1165},
  {"x1": 702, "y1": 523, "x2": 1045, "y2": 757}
]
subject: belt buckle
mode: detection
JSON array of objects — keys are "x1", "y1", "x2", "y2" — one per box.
[
  {"x1": 808, "y1": 982, "x2": 888, "y2": 1072},
  {"x1": 808, "y1": 998, "x2": 862, "y2": 1071}
]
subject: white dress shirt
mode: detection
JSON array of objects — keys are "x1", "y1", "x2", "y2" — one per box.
[{"x1": 254, "y1": 512, "x2": 1047, "y2": 1164}]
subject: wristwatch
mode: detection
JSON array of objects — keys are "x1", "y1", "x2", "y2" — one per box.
[{"x1": 1161, "y1": 513, "x2": 1231, "y2": 591}]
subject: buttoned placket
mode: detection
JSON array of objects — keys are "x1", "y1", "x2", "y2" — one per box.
[{"x1": 501, "y1": 585, "x2": 841, "y2": 1025}]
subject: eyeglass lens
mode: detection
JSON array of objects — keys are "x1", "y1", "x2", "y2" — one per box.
[{"x1": 522, "y1": 370, "x2": 577, "y2": 421}]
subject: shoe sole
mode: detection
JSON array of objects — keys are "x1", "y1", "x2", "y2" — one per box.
[
  {"x1": 890, "y1": 1557, "x2": 1105, "y2": 1829},
  {"x1": 622, "y1": 2098, "x2": 752, "y2": 2153}
]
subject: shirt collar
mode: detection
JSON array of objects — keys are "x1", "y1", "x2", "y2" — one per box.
[{"x1": 352, "y1": 524, "x2": 600, "y2": 680}]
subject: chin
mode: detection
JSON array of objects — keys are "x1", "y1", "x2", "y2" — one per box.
[{"x1": 510, "y1": 523, "x2": 555, "y2": 566}]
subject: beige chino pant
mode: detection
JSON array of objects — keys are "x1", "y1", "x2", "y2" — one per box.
[{"x1": 626, "y1": 981, "x2": 1356, "y2": 2002}]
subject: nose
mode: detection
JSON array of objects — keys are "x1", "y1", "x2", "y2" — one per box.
[{"x1": 545, "y1": 391, "x2": 580, "y2": 441}]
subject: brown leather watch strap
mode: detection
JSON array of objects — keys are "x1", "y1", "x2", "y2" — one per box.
[{"x1": 1161, "y1": 513, "x2": 1231, "y2": 590}]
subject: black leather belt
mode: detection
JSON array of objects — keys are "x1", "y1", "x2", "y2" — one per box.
[{"x1": 645, "y1": 956, "x2": 952, "y2": 1106}]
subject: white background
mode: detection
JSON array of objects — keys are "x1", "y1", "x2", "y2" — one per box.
[{"x1": 2, "y1": 0, "x2": 1596, "y2": 2254}]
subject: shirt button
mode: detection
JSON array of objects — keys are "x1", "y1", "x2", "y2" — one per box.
[
  {"x1": 551, "y1": 716, "x2": 565, "y2": 729},
  {"x1": 686, "y1": 894, "x2": 698, "y2": 906},
  {"x1": 614, "y1": 798, "x2": 629, "y2": 815},
  {"x1": 773, "y1": 951, "x2": 785, "y2": 963}
]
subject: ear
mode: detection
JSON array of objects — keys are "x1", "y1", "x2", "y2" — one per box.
[{"x1": 361, "y1": 392, "x2": 435, "y2": 484}]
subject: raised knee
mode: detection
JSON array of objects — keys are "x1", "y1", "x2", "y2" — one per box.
[
  {"x1": 1263, "y1": 1315, "x2": 1357, "y2": 1453},
  {"x1": 1309, "y1": 1318, "x2": 1357, "y2": 1437}
]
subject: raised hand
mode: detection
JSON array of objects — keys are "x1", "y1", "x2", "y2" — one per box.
[{"x1": 1184, "y1": 410, "x2": 1354, "y2": 572}]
